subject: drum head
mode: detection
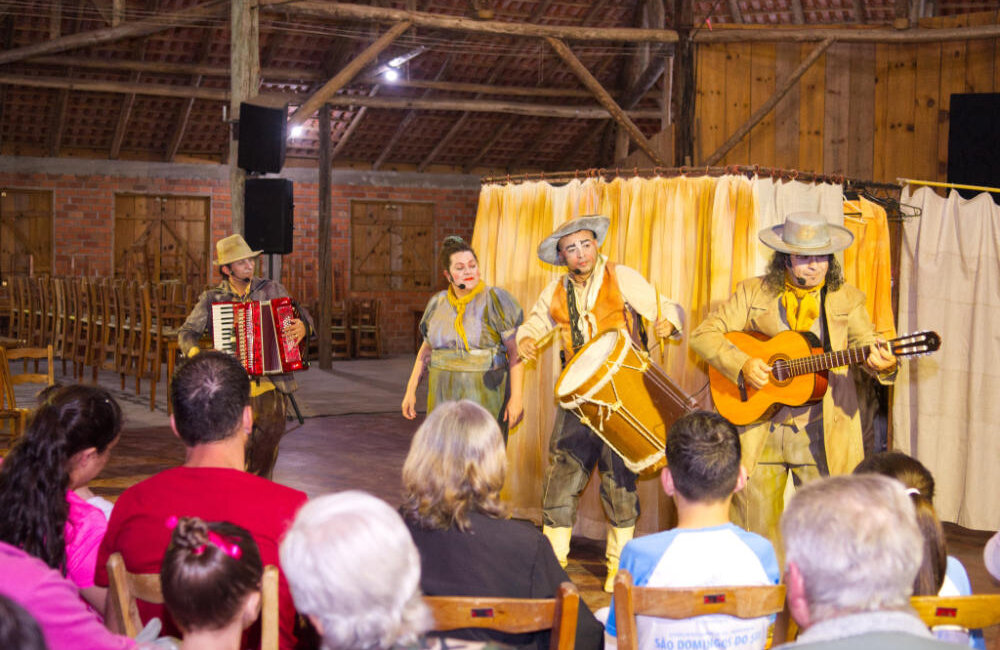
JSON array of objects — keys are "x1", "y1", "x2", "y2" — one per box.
[{"x1": 555, "y1": 330, "x2": 619, "y2": 397}]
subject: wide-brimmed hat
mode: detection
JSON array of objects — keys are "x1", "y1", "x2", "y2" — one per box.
[
  {"x1": 759, "y1": 212, "x2": 854, "y2": 255},
  {"x1": 214, "y1": 234, "x2": 262, "y2": 266},
  {"x1": 537, "y1": 215, "x2": 610, "y2": 266}
]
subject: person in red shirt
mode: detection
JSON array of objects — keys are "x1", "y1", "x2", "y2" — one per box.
[{"x1": 95, "y1": 351, "x2": 308, "y2": 650}]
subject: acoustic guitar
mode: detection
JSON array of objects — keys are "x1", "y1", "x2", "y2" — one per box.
[{"x1": 708, "y1": 329, "x2": 941, "y2": 425}]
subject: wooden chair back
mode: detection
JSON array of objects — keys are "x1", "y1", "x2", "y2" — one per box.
[
  {"x1": 423, "y1": 582, "x2": 580, "y2": 650},
  {"x1": 6, "y1": 344, "x2": 55, "y2": 388},
  {"x1": 106, "y1": 552, "x2": 281, "y2": 650},
  {"x1": 911, "y1": 594, "x2": 1000, "y2": 631},
  {"x1": 0, "y1": 346, "x2": 25, "y2": 446},
  {"x1": 613, "y1": 570, "x2": 789, "y2": 650}
]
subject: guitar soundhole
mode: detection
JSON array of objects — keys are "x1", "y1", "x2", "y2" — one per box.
[{"x1": 771, "y1": 359, "x2": 791, "y2": 383}]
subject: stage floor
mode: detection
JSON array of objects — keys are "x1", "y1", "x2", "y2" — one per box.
[{"x1": 16, "y1": 356, "x2": 999, "y2": 614}]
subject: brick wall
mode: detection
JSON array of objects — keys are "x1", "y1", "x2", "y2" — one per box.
[{"x1": 0, "y1": 157, "x2": 481, "y2": 354}]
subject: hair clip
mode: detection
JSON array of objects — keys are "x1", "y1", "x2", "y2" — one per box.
[
  {"x1": 165, "y1": 515, "x2": 242, "y2": 560},
  {"x1": 905, "y1": 487, "x2": 921, "y2": 497}
]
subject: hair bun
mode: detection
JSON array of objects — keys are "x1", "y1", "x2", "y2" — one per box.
[{"x1": 442, "y1": 235, "x2": 466, "y2": 246}]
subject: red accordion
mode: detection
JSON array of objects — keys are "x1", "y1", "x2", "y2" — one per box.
[{"x1": 211, "y1": 297, "x2": 307, "y2": 376}]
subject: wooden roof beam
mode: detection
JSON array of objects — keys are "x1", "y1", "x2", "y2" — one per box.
[
  {"x1": 546, "y1": 36, "x2": 667, "y2": 167},
  {"x1": 288, "y1": 21, "x2": 410, "y2": 126},
  {"x1": 166, "y1": 38, "x2": 213, "y2": 162},
  {"x1": 693, "y1": 23, "x2": 1000, "y2": 42},
  {"x1": 790, "y1": 0, "x2": 806, "y2": 24},
  {"x1": 728, "y1": 0, "x2": 744, "y2": 24},
  {"x1": 323, "y1": 94, "x2": 663, "y2": 119},
  {"x1": 462, "y1": 116, "x2": 514, "y2": 171},
  {"x1": 853, "y1": 0, "x2": 867, "y2": 23},
  {"x1": 259, "y1": 0, "x2": 678, "y2": 43},
  {"x1": 0, "y1": 0, "x2": 227, "y2": 65},
  {"x1": 330, "y1": 85, "x2": 378, "y2": 160}
]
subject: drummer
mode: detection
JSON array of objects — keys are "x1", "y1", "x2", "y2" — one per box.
[{"x1": 516, "y1": 214, "x2": 684, "y2": 592}]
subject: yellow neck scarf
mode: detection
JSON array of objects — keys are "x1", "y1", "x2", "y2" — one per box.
[
  {"x1": 447, "y1": 281, "x2": 485, "y2": 351},
  {"x1": 782, "y1": 278, "x2": 824, "y2": 332}
]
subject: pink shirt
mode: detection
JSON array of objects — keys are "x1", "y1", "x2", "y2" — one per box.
[
  {"x1": 65, "y1": 489, "x2": 107, "y2": 590},
  {"x1": 0, "y1": 540, "x2": 134, "y2": 650}
]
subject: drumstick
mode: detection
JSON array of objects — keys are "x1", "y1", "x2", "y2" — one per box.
[
  {"x1": 655, "y1": 284, "x2": 665, "y2": 362},
  {"x1": 535, "y1": 326, "x2": 560, "y2": 351}
]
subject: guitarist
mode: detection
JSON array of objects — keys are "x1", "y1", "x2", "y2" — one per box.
[{"x1": 690, "y1": 212, "x2": 897, "y2": 545}]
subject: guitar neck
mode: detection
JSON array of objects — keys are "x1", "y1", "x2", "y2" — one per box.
[{"x1": 788, "y1": 344, "x2": 872, "y2": 377}]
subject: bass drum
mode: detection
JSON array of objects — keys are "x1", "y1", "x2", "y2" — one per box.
[{"x1": 554, "y1": 328, "x2": 696, "y2": 477}]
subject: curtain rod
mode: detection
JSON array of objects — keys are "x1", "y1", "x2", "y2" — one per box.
[
  {"x1": 482, "y1": 165, "x2": 901, "y2": 190},
  {"x1": 898, "y1": 177, "x2": 1000, "y2": 194}
]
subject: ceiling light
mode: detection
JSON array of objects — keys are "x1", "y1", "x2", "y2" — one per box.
[
  {"x1": 384, "y1": 68, "x2": 399, "y2": 82},
  {"x1": 290, "y1": 125, "x2": 304, "y2": 138}
]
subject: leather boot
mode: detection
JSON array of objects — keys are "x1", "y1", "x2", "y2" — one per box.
[
  {"x1": 604, "y1": 525, "x2": 635, "y2": 592},
  {"x1": 542, "y1": 525, "x2": 572, "y2": 568}
]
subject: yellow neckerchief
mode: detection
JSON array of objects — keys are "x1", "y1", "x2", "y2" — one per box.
[
  {"x1": 781, "y1": 277, "x2": 825, "y2": 332},
  {"x1": 228, "y1": 276, "x2": 252, "y2": 300},
  {"x1": 446, "y1": 281, "x2": 485, "y2": 351}
]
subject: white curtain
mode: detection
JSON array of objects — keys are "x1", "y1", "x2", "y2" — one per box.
[{"x1": 894, "y1": 186, "x2": 1000, "y2": 531}]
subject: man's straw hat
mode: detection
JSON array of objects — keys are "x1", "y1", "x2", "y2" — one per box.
[
  {"x1": 537, "y1": 215, "x2": 610, "y2": 266},
  {"x1": 214, "y1": 234, "x2": 262, "y2": 266},
  {"x1": 758, "y1": 211, "x2": 854, "y2": 256}
]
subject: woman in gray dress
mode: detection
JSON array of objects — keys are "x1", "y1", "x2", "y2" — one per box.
[{"x1": 402, "y1": 236, "x2": 523, "y2": 440}]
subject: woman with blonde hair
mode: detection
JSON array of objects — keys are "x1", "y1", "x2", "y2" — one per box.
[
  {"x1": 401, "y1": 400, "x2": 602, "y2": 650},
  {"x1": 402, "y1": 236, "x2": 524, "y2": 441}
]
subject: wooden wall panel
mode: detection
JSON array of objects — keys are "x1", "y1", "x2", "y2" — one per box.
[
  {"x1": 774, "y1": 43, "x2": 802, "y2": 170},
  {"x1": 824, "y1": 43, "x2": 852, "y2": 175},
  {"x1": 884, "y1": 45, "x2": 918, "y2": 181},
  {"x1": 913, "y1": 41, "x2": 943, "y2": 183},
  {"x1": 696, "y1": 44, "x2": 727, "y2": 165},
  {"x1": 692, "y1": 11, "x2": 1000, "y2": 183},
  {"x1": 749, "y1": 42, "x2": 777, "y2": 167},
  {"x1": 799, "y1": 44, "x2": 826, "y2": 174},
  {"x1": 0, "y1": 189, "x2": 52, "y2": 277},
  {"x1": 848, "y1": 44, "x2": 876, "y2": 180},
  {"x1": 723, "y1": 42, "x2": 752, "y2": 165},
  {"x1": 937, "y1": 15, "x2": 971, "y2": 180}
]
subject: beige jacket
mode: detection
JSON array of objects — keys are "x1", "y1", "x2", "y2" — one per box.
[{"x1": 690, "y1": 276, "x2": 895, "y2": 476}]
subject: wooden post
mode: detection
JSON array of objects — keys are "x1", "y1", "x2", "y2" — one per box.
[
  {"x1": 674, "y1": 0, "x2": 695, "y2": 166},
  {"x1": 318, "y1": 105, "x2": 332, "y2": 369},
  {"x1": 229, "y1": 0, "x2": 259, "y2": 235}
]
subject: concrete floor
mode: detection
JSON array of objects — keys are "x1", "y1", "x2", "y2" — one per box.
[{"x1": 9, "y1": 354, "x2": 999, "y2": 616}]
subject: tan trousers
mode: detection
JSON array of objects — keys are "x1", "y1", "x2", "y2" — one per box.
[
  {"x1": 731, "y1": 406, "x2": 826, "y2": 548},
  {"x1": 246, "y1": 389, "x2": 287, "y2": 480}
]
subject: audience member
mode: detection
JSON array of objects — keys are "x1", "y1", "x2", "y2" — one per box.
[
  {"x1": 854, "y1": 451, "x2": 983, "y2": 649},
  {"x1": 0, "y1": 593, "x2": 48, "y2": 650},
  {"x1": 606, "y1": 411, "x2": 779, "y2": 650},
  {"x1": 400, "y1": 400, "x2": 603, "y2": 650},
  {"x1": 778, "y1": 474, "x2": 957, "y2": 648},
  {"x1": 95, "y1": 351, "x2": 307, "y2": 650},
  {"x1": 0, "y1": 384, "x2": 122, "y2": 613},
  {"x1": 161, "y1": 517, "x2": 263, "y2": 650},
  {"x1": 0, "y1": 539, "x2": 134, "y2": 649},
  {"x1": 280, "y1": 491, "x2": 433, "y2": 650}
]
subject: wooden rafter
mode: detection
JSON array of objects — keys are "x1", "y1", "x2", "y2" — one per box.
[
  {"x1": 462, "y1": 116, "x2": 514, "y2": 170},
  {"x1": 288, "y1": 21, "x2": 410, "y2": 127},
  {"x1": 111, "y1": 58, "x2": 144, "y2": 158},
  {"x1": 728, "y1": 0, "x2": 744, "y2": 24},
  {"x1": 692, "y1": 23, "x2": 1000, "y2": 42},
  {"x1": 546, "y1": 36, "x2": 666, "y2": 167},
  {"x1": 507, "y1": 119, "x2": 562, "y2": 170},
  {"x1": 166, "y1": 38, "x2": 212, "y2": 162},
  {"x1": 0, "y1": 0, "x2": 227, "y2": 65},
  {"x1": 853, "y1": 0, "x2": 867, "y2": 23},
  {"x1": 258, "y1": 0, "x2": 679, "y2": 43},
  {"x1": 330, "y1": 86, "x2": 377, "y2": 160},
  {"x1": 790, "y1": 0, "x2": 806, "y2": 24}
]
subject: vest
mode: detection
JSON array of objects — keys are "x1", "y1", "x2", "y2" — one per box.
[{"x1": 549, "y1": 262, "x2": 628, "y2": 360}]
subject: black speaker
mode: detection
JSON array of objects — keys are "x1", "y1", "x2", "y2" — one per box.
[
  {"x1": 245, "y1": 178, "x2": 294, "y2": 255},
  {"x1": 237, "y1": 102, "x2": 287, "y2": 173},
  {"x1": 948, "y1": 93, "x2": 1000, "y2": 199}
]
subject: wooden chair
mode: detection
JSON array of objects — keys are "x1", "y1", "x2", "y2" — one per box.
[
  {"x1": 330, "y1": 300, "x2": 352, "y2": 359},
  {"x1": 0, "y1": 346, "x2": 26, "y2": 447},
  {"x1": 350, "y1": 298, "x2": 383, "y2": 358},
  {"x1": 50, "y1": 277, "x2": 71, "y2": 375},
  {"x1": 911, "y1": 594, "x2": 1000, "y2": 640},
  {"x1": 612, "y1": 570, "x2": 790, "y2": 650},
  {"x1": 106, "y1": 552, "x2": 281, "y2": 650},
  {"x1": 423, "y1": 582, "x2": 580, "y2": 650},
  {"x1": 6, "y1": 344, "x2": 55, "y2": 389}
]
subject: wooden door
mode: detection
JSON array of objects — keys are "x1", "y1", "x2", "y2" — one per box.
[
  {"x1": 0, "y1": 189, "x2": 53, "y2": 279},
  {"x1": 114, "y1": 194, "x2": 209, "y2": 286},
  {"x1": 350, "y1": 200, "x2": 433, "y2": 292}
]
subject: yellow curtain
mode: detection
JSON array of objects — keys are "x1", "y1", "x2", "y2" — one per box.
[{"x1": 472, "y1": 175, "x2": 759, "y2": 537}]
